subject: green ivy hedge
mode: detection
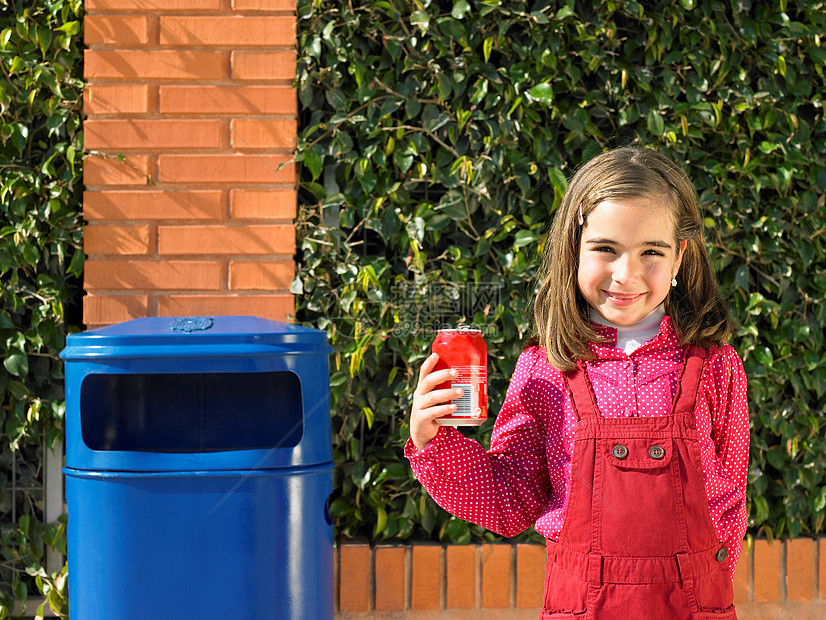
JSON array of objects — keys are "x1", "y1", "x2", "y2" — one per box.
[
  {"x1": 0, "y1": 0, "x2": 83, "y2": 616},
  {"x1": 295, "y1": 0, "x2": 826, "y2": 545}
]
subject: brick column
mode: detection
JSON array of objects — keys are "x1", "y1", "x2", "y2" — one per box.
[{"x1": 82, "y1": 0, "x2": 297, "y2": 328}]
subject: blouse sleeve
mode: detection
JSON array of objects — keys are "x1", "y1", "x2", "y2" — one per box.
[
  {"x1": 404, "y1": 347, "x2": 553, "y2": 537},
  {"x1": 707, "y1": 345, "x2": 750, "y2": 577}
]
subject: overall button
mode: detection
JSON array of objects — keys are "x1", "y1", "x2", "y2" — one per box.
[
  {"x1": 612, "y1": 444, "x2": 628, "y2": 460},
  {"x1": 649, "y1": 445, "x2": 665, "y2": 460},
  {"x1": 715, "y1": 547, "x2": 728, "y2": 563}
]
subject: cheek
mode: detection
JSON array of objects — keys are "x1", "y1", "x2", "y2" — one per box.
[
  {"x1": 646, "y1": 261, "x2": 672, "y2": 282},
  {"x1": 576, "y1": 256, "x2": 603, "y2": 290}
]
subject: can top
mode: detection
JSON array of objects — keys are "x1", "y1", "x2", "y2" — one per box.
[{"x1": 438, "y1": 326, "x2": 482, "y2": 333}]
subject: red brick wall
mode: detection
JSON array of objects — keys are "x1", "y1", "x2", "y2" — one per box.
[
  {"x1": 82, "y1": 0, "x2": 297, "y2": 328},
  {"x1": 335, "y1": 539, "x2": 826, "y2": 619}
]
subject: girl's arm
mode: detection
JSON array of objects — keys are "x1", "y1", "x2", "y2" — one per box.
[
  {"x1": 406, "y1": 348, "x2": 552, "y2": 537},
  {"x1": 708, "y1": 345, "x2": 750, "y2": 578}
]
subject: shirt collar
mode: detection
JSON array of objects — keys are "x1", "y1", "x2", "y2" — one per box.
[{"x1": 588, "y1": 310, "x2": 677, "y2": 359}]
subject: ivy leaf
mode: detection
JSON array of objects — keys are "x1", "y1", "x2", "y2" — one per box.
[
  {"x1": 548, "y1": 167, "x2": 568, "y2": 197},
  {"x1": 647, "y1": 109, "x2": 665, "y2": 136},
  {"x1": 735, "y1": 265, "x2": 750, "y2": 290},
  {"x1": 445, "y1": 518, "x2": 471, "y2": 544},
  {"x1": 410, "y1": 11, "x2": 429, "y2": 33},
  {"x1": 4, "y1": 349, "x2": 28, "y2": 378},
  {"x1": 513, "y1": 229, "x2": 536, "y2": 248},
  {"x1": 555, "y1": 6, "x2": 576, "y2": 20},
  {"x1": 527, "y1": 83, "x2": 554, "y2": 106},
  {"x1": 451, "y1": 0, "x2": 470, "y2": 20},
  {"x1": 304, "y1": 148, "x2": 323, "y2": 181}
]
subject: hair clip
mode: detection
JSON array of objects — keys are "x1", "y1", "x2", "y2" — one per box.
[{"x1": 578, "y1": 202, "x2": 584, "y2": 226}]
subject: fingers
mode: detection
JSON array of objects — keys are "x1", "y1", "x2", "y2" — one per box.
[
  {"x1": 417, "y1": 352, "x2": 441, "y2": 385},
  {"x1": 416, "y1": 353, "x2": 456, "y2": 395},
  {"x1": 417, "y1": 386, "x2": 464, "y2": 410},
  {"x1": 416, "y1": 402, "x2": 457, "y2": 423}
]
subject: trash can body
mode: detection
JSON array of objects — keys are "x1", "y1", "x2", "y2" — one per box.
[{"x1": 61, "y1": 316, "x2": 334, "y2": 620}]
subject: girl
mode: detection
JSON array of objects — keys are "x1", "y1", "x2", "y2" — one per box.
[{"x1": 406, "y1": 147, "x2": 749, "y2": 619}]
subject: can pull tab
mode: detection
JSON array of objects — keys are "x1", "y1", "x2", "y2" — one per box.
[{"x1": 170, "y1": 317, "x2": 214, "y2": 333}]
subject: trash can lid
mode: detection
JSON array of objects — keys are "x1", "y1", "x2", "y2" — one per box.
[{"x1": 61, "y1": 316, "x2": 331, "y2": 360}]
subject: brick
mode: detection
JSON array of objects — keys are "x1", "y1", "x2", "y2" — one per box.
[
  {"x1": 229, "y1": 260, "x2": 293, "y2": 290},
  {"x1": 83, "y1": 294, "x2": 149, "y2": 327},
  {"x1": 230, "y1": 189, "x2": 296, "y2": 220},
  {"x1": 411, "y1": 544, "x2": 441, "y2": 611},
  {"x1": 333, "y1": 543, "x2": 340, "y2": 613},
  {"x1": 85, "y1": 119, "x2": 223, "y2": 150},
  {"x1": 84, "y1": 15, "x2": 149, "y2": 46},
  {"x1": 481, "y1": 544, "x2": 511, "y2": 609},
  {"x1": 231, "y1": 119, "x2": 296, "y2": 150},
  {"x1": 821, "y1": 539, "x2": 826, "y2": 599},
  {"x1": 84, "y1": 84, "x2": 150, "y2": 115},
  {"x1": 85, "y1": 260, "x2": 223, "y2": 291},
  {"x1": 516, "y1": 544, "x2": 545, "y2": 609},
  {"x1": 753, "y1": 539, "x2": 782, "y2": 602},
  {"x1": 160, "y1": 16, "x2": 295, "y2": 47},
  {"x1": 84, "y1": 190, "x2": 224, "y2": 221},
  {"x1": 374, "y1": 546, "x2": 405, "y2": 612},
  {"x1": 84, "y1": 224, "x2": 151, "y2": 256},
  {"x1": 158, "y1": 154, "x2": 295, "y2": 184},
  {"x1": 84, "y1": 154, "x2": 150, "y2": 187},
  {"x1": 158, "y1": 224, "x2": 293, "y2": 255},
  {"x1": 85, "y1": 49, "x2": 223, "y2": 81},
  {"x1": 733, "y1": 540, "x2": 750, "y2": 605},
  {"x1": 232, "y1": 0, "x2": 296, "y2": 11},
  {"x1": 338, "y1": 542, "x2": 370, "y2": 611},
  {"x1": 445, "y1": 545, "x2": 475, "y2": 610},
  {"x1": 231, "y1": 51, "x2": 296, "y2": 81},
  {"x1": 158, "y1": 294, "x2": 294, "y2": 322},
  {"x1": 786, "y1": 538, "x2": 814, "y2": 601},
  {"x1": 159, "y1": 85, "x2": 297, "y2": 115},
  {"x1": 86, "y1": 0, "x2": 221, "y2": 9}
]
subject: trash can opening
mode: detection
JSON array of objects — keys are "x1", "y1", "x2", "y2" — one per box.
[{"x1": 80, "y1": 371, "x2": 304, "y2": 452}]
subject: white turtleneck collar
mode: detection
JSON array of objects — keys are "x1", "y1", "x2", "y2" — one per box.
[{"x1": 589, "y1": 304, "x2": 666, "y2": 355}]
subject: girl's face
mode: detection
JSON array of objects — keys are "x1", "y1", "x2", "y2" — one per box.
[{"x1": 577, "y1": 197, "x2": 687, "y2": 327}]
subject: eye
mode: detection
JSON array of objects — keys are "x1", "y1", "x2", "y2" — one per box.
[
  {"x1": 592, "y1": 245, "x2": 615, "y2": 253},
  {"x1": 643, "y1": 249, "x2": 665, "y2": 256}
]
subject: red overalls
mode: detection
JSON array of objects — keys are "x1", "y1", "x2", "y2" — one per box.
[{"x1": 542, "y1": 346, "x2": 736, "y2": 619}]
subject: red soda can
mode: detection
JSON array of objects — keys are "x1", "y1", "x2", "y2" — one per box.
[{"x1": 432, "y1": 327, "x2": 487, "y2": 426}]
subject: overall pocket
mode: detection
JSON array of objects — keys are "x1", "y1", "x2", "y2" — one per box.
[
  {"x1": 543, "y1": 559, "x2": 587, "y2": 615},
  {"x1": 599, "y1": 437, "x2": 679, "y2": 555},
  {"x1": 693, "y1": 560, "x2": 735, "y2": 614}
]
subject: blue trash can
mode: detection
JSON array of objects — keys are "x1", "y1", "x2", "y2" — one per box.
[{"x1": 61, "y1": 316, "x2": 334, "y2": 619}]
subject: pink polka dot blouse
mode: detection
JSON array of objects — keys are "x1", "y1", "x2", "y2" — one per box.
[{"x1": 405, "y1": 316, "x2": 750, "y2": 578}]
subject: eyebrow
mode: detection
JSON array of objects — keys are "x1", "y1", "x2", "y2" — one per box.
[{"x1": 584, "y1": 237, "x2": 674, "y2": 249}]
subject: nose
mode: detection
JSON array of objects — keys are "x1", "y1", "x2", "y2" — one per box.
[{"x1": 612, "y1": 254, "x2": 639, "y2": 284}]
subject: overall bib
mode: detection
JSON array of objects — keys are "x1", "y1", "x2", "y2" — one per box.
[{"x1": 542, "y1": 346, "x2": 736, "y2": 619}]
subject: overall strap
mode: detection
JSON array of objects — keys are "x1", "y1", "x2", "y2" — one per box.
[
  {"x1": 563, "y1": 360, "x2": 600, "y2": 421},
  {"x1": 671, "y1": 345, "x2": 710, "y2": 416},
  {"x1": 564, "y1": 346, "x2": 710, "y2": 421}
]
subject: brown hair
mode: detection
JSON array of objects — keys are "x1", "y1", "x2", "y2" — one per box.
[{"x1": 530, "y1": 147, "x2": 733, "y2": 370}]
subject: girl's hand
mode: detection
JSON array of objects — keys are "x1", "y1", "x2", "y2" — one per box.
[{"x1": 410, "y1": 352, "x2": 464, "y2": 451}]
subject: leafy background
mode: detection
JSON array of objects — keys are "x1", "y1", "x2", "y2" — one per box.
[
  {"x1": 0, "y1": 0, "x2": 82, "y2": 616},
  {"x1": 1, "y1": 0, "x2": 825, "y2": 616},
  {"x1": 294, "y1": 0, "x2": 826, "y2": 546}
]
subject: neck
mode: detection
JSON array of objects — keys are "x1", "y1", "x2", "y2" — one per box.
[{"x1": 589, "y1": 305, "x2": 666, "y2": 354}]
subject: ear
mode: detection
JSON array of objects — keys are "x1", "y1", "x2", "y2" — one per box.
[{"x1": 673, "y1": 240, "x2": 688, "y2": 275}]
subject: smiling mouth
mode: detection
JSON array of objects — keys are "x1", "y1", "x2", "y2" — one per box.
[{"x1": 604, "y1": 291, "x2": 646, "y2": 305}]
